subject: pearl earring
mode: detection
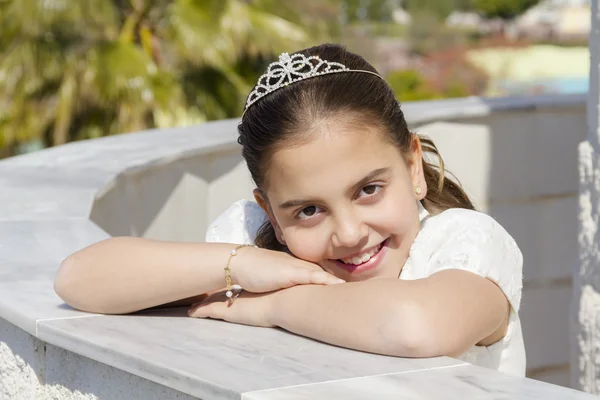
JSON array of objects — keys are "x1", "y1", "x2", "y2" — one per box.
[{"x1": 414, "y1": 186, "x2": 422, "y2": 195}]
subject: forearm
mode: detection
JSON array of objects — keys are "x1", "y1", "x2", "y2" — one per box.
[
  {"x1": 270, "y1": 279, "x2": 426, "y2": 357},
  {"x1": 55, "y1": 237, "x2": 235, "y2": 314},
  {"x1": 270, "y1": 271, "x2": 508, "y2": 358}
]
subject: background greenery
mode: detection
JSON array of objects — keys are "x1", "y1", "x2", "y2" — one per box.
[{"x1": 0, "y1": 0, "x2": 542, "y2": 157}]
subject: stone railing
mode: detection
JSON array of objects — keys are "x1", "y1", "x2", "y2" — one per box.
[{"x1": 0, "y1": 94, "x2": 593, "y2": 399}]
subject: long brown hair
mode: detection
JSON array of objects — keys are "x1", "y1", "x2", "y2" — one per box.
[{"x1": 238, "y1": 44, "x2": 474, "y2": 251}]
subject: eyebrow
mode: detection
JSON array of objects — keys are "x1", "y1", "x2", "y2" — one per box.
[{"x1": 278, "y1": 167, "x2": 391, "y2": 210}]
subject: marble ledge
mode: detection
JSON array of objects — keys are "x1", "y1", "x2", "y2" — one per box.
[
  {"x1": 0, "y1": 187, "x2": 97, "y2": 221},
  {"x1": 402, "y1": 93, "x2": 586, "y2": 125},
  {"x1": 0, "y1": 94, "x2": 591, "y2": 400},
  {"x1": 0, "y1": 219, "x2": 109, "y2": 335},
  {"x1": 36, "y1": 309, "x2": 464, "y2": 400},
  {"x1": 2, "y1": 122, "x2": 240, "y2": 170},
  {"x1": 242, "y1": 363, "x2": 598, "y2": 400}
]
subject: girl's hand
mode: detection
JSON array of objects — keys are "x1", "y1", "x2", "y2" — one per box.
[
  {"x1": 231, "y1": 246, "x2": 344, "y2": 293},
  {"x1": 187, "y1": 289, "x2": 277, "y2": 328}
]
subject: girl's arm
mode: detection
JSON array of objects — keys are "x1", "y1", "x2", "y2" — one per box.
[
  {"x1": 269, "y1": 269, "x2": 509, "y2": 358},
  {"x1": 55, "y1": 237, "x2": 343, "y2": 315},
  {"x1": 55, "y1": 237, "x2": 238, "y2": 314}
]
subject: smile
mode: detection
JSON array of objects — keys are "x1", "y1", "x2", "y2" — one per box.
[
  {"x1": 331, "y1": 238, "x2": 390, "y2": 274},
  {"x1": 340, "y1": 242, "x2": 384, "y2": 265}
]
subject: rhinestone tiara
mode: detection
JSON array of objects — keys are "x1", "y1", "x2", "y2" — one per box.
[{"x1": 243, "y1": 52, "x2": 383, "y2": 116}]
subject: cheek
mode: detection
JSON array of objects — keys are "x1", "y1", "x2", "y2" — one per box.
[
  {"x1": 375, "y1": 187, "x2": 419, "y2": 234},
  {"x1": 282, "y1": 228, "x2": 329, "y2": 263}
]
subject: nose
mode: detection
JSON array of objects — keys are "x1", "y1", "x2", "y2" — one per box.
[{"x1": 331, "y1": 210, "x2": 368, "y2": 248}]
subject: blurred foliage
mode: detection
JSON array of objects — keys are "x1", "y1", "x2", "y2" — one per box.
[
  {"x1": 407, "y1": 12, "x2": 469, "y2": 56},
  {"x1": 0, "y1": 0, "x2": 536, "y2": 157},
  {"x1": 388, "y1": 47, "x2": 488, "y2": 102},
  {"x1": 0, "y1": 0, "x2": 332, "y2": 155},
  {"x1": 340, "y1": 0, "x2": 539, "y2": 23},
  {"x1": 404, "y1": 0, "x2": 540, "y2": 20},
  {"x1": 369, "y1": 22, "x2": 408, "y2": 37},
  {"x1": 341, "y1": 0, "x2": 396, "y2": 23},
  {"x1": 425, "y1": 47, "x2": 488, "y2": 96},
  {"x1": 388, "y1": 69, "x2": 473, "y2": 102},
  {"x1": 387, "y1": 70, "x2": 439, "y2": 101},
  {"x1": 404, "y1": 0, "x2": 472, "y2": 20},
  {"x1": 470, "y1": 0, "x2": 541, "y2": 19}
]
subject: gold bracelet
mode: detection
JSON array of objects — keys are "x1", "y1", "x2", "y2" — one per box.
[{"x1": 225, "y1": 244, "x2": 257, "y2": 302}]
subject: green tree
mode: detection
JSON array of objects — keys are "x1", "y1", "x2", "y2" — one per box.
[
  {"x1": 0, "y1": 0, "x2": 315, "y2": 156},
  {"x1": 387, "y1": 70, "x2": 439, "y2": 102},
  {"x1": 469, "y1": 0, "x2": 541, "y2": 19}
]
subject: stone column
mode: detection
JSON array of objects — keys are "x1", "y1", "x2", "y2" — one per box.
[{"x1": 574, "y1": 0, "x2": 600, "y2": 393}]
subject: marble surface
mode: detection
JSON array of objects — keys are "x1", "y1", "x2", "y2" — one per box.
[
  {"x1": 0, "y1": 277, "x2": 100, "y2": 336},
  {"x1": 243, "y1": 364, "x2": 599, "y2": 400},
  {"x1": 0, "y1": 98, "x2": 594, "y2": 399},
  {"x1": 0, "y1": 165, "x2": 115, "y2": 189},
  {"x1": 0, "y1": 220, "x2": 108, "y2": 334},
  {"x1": 37, "y1": 309, "x2": 463, "y2": 400},
  {"x1": 0, "y1": 187, "x2": 97, "y2": 220},
  {"x1": 0, "y1": 219, "x2": 109, "y2": 269},
  {"x1": 3, "y1": 122, "x2": 239, "y2": 170}
]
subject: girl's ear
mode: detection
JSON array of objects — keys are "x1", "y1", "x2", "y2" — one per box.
[
  {"x1": 408, "y1": 135, "x2": 427, "y2": 200},
  {"x1": 253, "y1": 189, "x2": 286, "y2": 245}
]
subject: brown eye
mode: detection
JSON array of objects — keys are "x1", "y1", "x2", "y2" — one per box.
[
  {"x1": 296, "y1": 205, "x2": 323, "y2": 220},
  {"x1": 302, "y1": 206, "x2": 317, "y2": 216},
  {"x1": 359, "y1": 184, "x2": 382, "y2": 198},
  {"x1": 362, "y1": 185, "x2": 378, "y2": 195}
]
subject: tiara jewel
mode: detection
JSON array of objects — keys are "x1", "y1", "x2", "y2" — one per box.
[{"x1": 243, "y1": 52, "x2": 382, "y2": 114}]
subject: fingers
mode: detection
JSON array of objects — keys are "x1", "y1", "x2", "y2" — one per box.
[
  {"x1": 188, "y1": 300, "x2": 226, "y2": 319},
  {"x1": 311, "y1": 270, "x2": 346, "y2": 285},
  {"x1": 188, "y1": 290, "x2": 232, "y2": 318},
  {"x1": 292, "y1": 269, "x2": 345, "y2": 286}
]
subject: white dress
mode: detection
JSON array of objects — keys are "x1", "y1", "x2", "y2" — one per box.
[{"x1": 206, "y1": 199, "x2": 526, "y2": 377}]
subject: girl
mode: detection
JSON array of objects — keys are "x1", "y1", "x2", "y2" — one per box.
[{"x1": 55, "y1": 44, "x2": 525, "y2": 376}]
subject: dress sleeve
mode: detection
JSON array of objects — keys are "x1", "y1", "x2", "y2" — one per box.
[
  {"x1": 205, "y1": 199, "x2": 268, "y2": 245},
  {"x1": 427, "y1": 210, "x2": 523, "y2": 312}
]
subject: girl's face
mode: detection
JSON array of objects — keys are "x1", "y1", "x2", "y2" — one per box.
[{"x1": 256, "y1": 119, "x2": 427, "y2": 281}]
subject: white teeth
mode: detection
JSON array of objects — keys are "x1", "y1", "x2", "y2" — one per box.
[
  {"x1": 341, "y1": 243, "x2": 383, "y2": 265},
  {"x1": 351, "y1": 256, "x2": 363, "y2": 265}
]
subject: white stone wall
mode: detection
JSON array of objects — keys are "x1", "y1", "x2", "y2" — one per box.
[
  {"x1": 0, "y1": 317, "x2": 198, "y2": 400},
  {"x1": 574, "y1": 0, "x2": 600, "y2": 393}
]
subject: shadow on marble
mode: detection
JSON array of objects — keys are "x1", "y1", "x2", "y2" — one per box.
[
  {"x1": 242, "y1": 363, "x2": 597, "y2": 400},
  {"x1": 37, "y1": 314, "x2": 462, "y2": 400},
  {"x1": 0, "y1": 278, "x2": 101, "y2": 336}
]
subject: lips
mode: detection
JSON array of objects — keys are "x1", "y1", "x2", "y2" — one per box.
[
  {"x1": 339, "y1": 242, "x2": 384, "y2": 265},
  {"x1": 331, "y1": 238, "x2": 390, "y2": 274}
]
